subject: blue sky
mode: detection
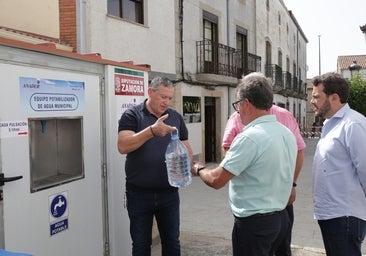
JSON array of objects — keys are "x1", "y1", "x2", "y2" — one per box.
[{"x1": 283, "y1": 0, "x2": 366, "y2": 78}]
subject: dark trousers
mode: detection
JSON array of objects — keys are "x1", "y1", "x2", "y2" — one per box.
[
  {"x1": 232, "y1": 208, "x2": 290, "y2": 256},
  {"x1": 274, "y1": 204, "x2": 294, "y2": 256},
  {"x1": 126, "y1": 190, "x2": 180, "y2": 256},
  {"x1": 318, "y1": 216, "x2": 366, "y2": 256}
]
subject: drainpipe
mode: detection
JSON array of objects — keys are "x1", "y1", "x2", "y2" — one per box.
[
  {"x1": 179, "y1": 0, "x2": 184, "y2": 80},
  {"x1": 254, "y1": 0, "x2": 257, "y2": 54},
  {"x1": 98, "y1": 74, "x2": 111, "y2": 256},
  {"x1": 226, "y1": 0, "x2": 231, "y2": 118},
  {"x1": 77, "y1": 0, "x2": 86, "y2": 53},
  {"x1": 296, "y1": 29, "x2": 300, "y2": 125},
  {"x1": 296, "y1": 30, "x2": 299, "y2": 79},
  {"x1": 227, "y1": 0, "x2": 230, "y2": 46}
]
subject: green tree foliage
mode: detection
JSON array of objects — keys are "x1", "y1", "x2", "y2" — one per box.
[{"x1": 349, "y1": 72, "x2": 366, "y2": 116}]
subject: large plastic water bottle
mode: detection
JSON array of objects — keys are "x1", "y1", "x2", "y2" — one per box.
[{"x1": 165, "y1": 128, "x2": 192, "y2": 187}]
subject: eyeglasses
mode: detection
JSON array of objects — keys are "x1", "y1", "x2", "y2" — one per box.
[{"x1": 232, "y1": 100, "x2": 243, "y2": 112}]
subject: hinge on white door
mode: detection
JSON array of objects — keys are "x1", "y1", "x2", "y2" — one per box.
[
  {"x1": 102, "y1": 163, "x2": 107, "y2": 178},
  {"x1": 104, "y1": 241, "x2": 110, "y2": 256},
  {"x1": 100, "y1": 77, "x2": 105, "y2": 96}
]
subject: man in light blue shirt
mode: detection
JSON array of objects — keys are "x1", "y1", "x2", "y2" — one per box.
[
  {"x1": 222, "y1": 115, "x2": 297, "y2": 218},
  {"x1": 192, "y1": 72, "x2": 297, "y2": 256},
  {"x1": 311, "y1": 72, "x2": 366, "y2": 256}
]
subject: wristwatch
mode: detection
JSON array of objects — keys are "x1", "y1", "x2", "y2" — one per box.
[{"x1": 196, "y1": 165, "x2": 205, "y2": 175}]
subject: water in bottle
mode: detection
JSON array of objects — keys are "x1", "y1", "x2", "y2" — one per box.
[{"x1": 165, "y1": 128, "x2": 192, "y2": 187}]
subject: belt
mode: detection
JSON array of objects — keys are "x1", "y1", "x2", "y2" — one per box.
[
  {"x1": 235, "y1": 210, "x2": 283, "y2": 221},
  {"x1": 126, "y1": 182, "x2": 178, "y2": 193},
  {"x1": 250, "y1": 211, "x2": 279, "y2": 218}
]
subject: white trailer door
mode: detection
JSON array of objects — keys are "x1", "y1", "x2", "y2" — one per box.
[{"x1": 0, "y1": 63, "x2": 104, "y2": 256}]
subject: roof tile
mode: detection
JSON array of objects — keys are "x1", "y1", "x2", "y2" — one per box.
[{"x1": 337, "y1": 55, "x2": 366, "y2": 70}]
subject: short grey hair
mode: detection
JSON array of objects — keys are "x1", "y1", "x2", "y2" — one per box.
[
  {"x1": 236, "y1": 72, "x2": 273, "y2": 110},
  {"x1": 149, "y1": 77, "x2": 175, "y2": 91}
]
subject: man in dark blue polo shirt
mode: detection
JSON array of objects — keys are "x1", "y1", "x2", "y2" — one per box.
[{"x1": 118, "y1": 76, "x2": 193, "y2": 256}]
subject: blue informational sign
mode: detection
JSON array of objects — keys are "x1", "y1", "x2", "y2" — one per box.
[
  {"x1": 49, "y1": 191, "x2": 69, "y2": 236},
  {"x1": 19, "y1": 77, "x2": 85, "y2": 113},
  {"x1": 50, "y1": 219, "x2": 69, "y2": 236},
  {"x1": 0, "y1": 249, "x2": 32, "y2": 256},
  {"x1": 50, "y1": 195, "x2": 67, "y2": 218}
]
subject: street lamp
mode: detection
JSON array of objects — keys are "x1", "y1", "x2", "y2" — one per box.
[
  {"x1": 318, "y1": 35, "x2": 321, "y2": 75},
  {"x1": 361, "y1": 24, "x2": 366, "y2": 34},
  {"x1": 361, "y1": 24, "x2": 366, "y2": 42},
  {"x1": 349, "y1": 60, "x2": 361, "y2": 78}
]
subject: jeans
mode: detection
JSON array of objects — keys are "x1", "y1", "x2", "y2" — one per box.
[
  {"x1": 126, "y1": 190, "x2": 180, "y2": 256},
  {"x1": 318, "y1": 216, "x2": 366, "y2": 256},
  {"x1": 274, "y1": 204, "x2": 294, "y2": 256},
  {"x1": 232, "y1": 208, "x2": 290, "y2": 256}
]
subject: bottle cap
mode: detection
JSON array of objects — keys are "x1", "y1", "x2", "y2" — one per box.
[{"x1": 171, "y1": 128, "x2": 179, "y2": 140}]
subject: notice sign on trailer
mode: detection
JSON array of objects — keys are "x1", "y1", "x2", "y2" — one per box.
[
  {"x1": 114, "y1": 67, "x2": 147, "y2": 120},
  {"x1": 0, "y1": 120, "x2": 28, "y2": 139},
  {"x1": 19, "y1": 77, "x2": 85, "y2": 113},
  {"x1": 49, "y1": 191, "x2": 69, "y2": 236}
]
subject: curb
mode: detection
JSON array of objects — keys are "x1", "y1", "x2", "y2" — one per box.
[{"x1": 291, "y1": 245, "x2": 326, "y2": 256}]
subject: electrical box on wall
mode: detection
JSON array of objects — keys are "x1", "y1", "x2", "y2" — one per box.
[{"x1": 28, "y1": 117, "x2": 84, "y2": 192}]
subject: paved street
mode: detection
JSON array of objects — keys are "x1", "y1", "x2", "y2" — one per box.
[{"x1": 152, "y1": 138, "x2": 366, "y2": 255}]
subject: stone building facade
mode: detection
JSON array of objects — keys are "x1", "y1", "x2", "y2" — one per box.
[{"x1": 0, "y1": 1, "x2": 308, "y2": 254}]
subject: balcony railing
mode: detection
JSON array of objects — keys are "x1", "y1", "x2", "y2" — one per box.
[
  {"x1": 247, "y1": 53, "x2": 262, "y2": 75},
  {"x1": 293, "y1": 76, "x2": 298, "y2": 92},
  {"x1": 283, "y1": 71, "x2": 292, "y2": 90},
  {"x1": 298, "y1": 80, "x2": 308, "y2": 99},
  {"x1": 196, "y1": 39, "x2": 237, "y2": 77},
  {"x1": 235, "y1": 52, "x2": 262, "y2": 79},
  {"x1": 195, "y1": 40, "x2": 303, "y2": 98},
  {"x1": 196, "y1": 40, "x2": 261, "y2": 78},
  {"x1": 265, "y1": 64, "x2": 283, "y2": 88},
  {"x1": 298, "y1": 79, "x2": 304, "y2": 93}
]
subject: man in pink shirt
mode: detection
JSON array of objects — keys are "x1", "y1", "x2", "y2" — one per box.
[{"x1": 222, "y1": 104, "x2": 306, "y2": 256}]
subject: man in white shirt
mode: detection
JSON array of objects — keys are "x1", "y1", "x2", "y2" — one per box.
[{"x1": 311, "y1": 72, "x2": 366, "y2": 256}]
